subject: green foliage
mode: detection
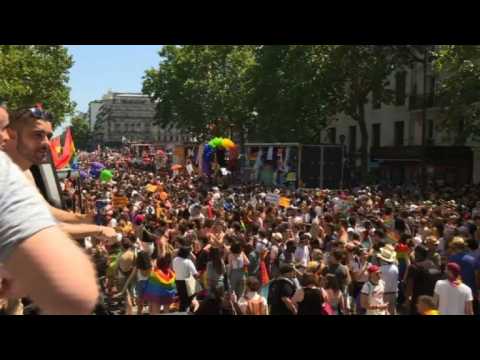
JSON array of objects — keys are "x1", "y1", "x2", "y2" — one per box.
[
  {"x1": 70, "y1": 115, "x2": 92, "y2": 150},
  {"x1": 250, "y1": 45, "x2": 336, "y2": 143},
  {"x1": 0, "y1": 45, "x2": 75, "y2": 128},
  {"x1": 142, "y1": 45, "x2": 257, "y2": 142},
  {"x1": 433, "y1": 45, "x2": 480, "y2": 144},
  {"x1": 324, "y1": 45, "x2": 404, "y2": 179}
]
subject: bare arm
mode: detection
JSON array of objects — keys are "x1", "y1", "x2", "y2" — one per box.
[
  {"x1": 2, "y1": 226, "x2": 99, "y2": 315},
  {"x1": 58, "y1": 222, "x2": 117, "y2": 243},
  {"x1": 465, "y1": 301, "x2": 474, "y2": 316},
  {"x1": 360, "y1": 293, "x2": 370, "y2": 310},
  {"x1": 281, "y1": 296, "x2": 297, "y2": 315},
  {"x1": 49, "y1": 205, "x2": 95, "y2": 224}
]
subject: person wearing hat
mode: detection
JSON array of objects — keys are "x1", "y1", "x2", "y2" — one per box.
[
  {"x1": 433, "y1": 263, "x2": 474, "y2": 315},
  {"x1": 377, "y1": 245, "x2": 399, "y2": 315},
  {"x1": 360, "y1": 265, "x2": 388, "y2": 315}
]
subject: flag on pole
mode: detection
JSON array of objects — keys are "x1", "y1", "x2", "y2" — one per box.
[{"x1": 54, "y1": 127, "x2": 76, "y2": 170}]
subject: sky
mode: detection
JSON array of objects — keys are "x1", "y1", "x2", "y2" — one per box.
[{"x1": 56, "y1": 45, "x2": 162, "y2": 134}]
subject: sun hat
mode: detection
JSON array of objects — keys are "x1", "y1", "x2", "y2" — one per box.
[{"x1": 377, "y1": 246, "x2": 397, "y2": 263}]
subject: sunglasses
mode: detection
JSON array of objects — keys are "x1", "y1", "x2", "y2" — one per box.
[{"x1": 14, "y1": 107, "x2": 53, "y2": 121}]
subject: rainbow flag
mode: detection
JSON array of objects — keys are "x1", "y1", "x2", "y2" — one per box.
[
  {"x1": 52, "y1": 127, "x2": 76, "y2": 170},
  {"x1": 143, "y1": 268, "x2": 177, "y2": 301}
]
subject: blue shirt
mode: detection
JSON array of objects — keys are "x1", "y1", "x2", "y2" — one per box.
[{"x1": 448, "y1": 252, "x2": 480, "y2": 293}]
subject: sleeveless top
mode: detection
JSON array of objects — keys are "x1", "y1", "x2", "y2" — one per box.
[{"x1": 298, "y1": 287, "x2": 325, "y2": 315}]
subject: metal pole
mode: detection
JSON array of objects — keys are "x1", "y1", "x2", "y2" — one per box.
[{"x1": 422, "y1": 46, "x2": 429, "y2": 189}]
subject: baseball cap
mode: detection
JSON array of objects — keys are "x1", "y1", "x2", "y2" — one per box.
[
  {"x1": 447, "y1": 262, "x2": 461, "y2": 278},
  {"x1": 367, "y1": 265, "x2": 381, "y2": 274}
]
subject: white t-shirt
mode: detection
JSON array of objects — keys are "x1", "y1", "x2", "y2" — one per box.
[
  {"x1": 108, "y1": 218, "x2": 118, "y2": 228},
  {"x1": 351, "y1": 258, "x2": 369, "y2": 283},
  {"x1": 380, "y1": 263, "x2": 399, "y2": 294},
  {"x1": 434, "y1": 280, "x2": 473, "y2": 315},
  {"x1": 294, "y1": 245, "x2": 310, "y2": 267},
  {"x1": 361, "y1": 280, "x2": 387, "y2": 315},
  {"x1": 172, "y1": 257, "x2": 198, "y2": 281}
]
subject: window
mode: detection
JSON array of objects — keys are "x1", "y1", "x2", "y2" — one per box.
[
  {"x1": 394, "y1": 121, "x2": 404, "y2": 146},
  {"x1": 372, "y1": 89, "x2": 381, "y2": 110},
  {"x1": 349, "y1": 126, "x2": 357, "y2": 153},
  {"x1": 395, "y1": 71, "x2": 407, "y2": 106},
  {"x1": 427, "y1": 119, "x2": 434, "y2": 141},
  {"x1": 327, "y1": 128, "x2": 336, "y2": 144},
  {"x1": 372, "y1": 123, "x2": 381, "y2": 148}
]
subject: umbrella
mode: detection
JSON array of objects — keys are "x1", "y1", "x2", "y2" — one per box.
[{"x1": 171, "y1": 164, "x2": 183, "y2": 171}]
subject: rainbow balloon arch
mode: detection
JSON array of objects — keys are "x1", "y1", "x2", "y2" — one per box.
[{"x1": 201, "y1": 137, "x2": 239, "y2": 176}]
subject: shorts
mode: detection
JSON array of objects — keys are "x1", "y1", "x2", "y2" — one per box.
[{"x1": 136, "y1": 280, "x2": 148, "y2": 301}]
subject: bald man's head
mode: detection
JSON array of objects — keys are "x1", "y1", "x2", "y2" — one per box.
[{"x1": 0, "y1": 106, "x2": 10, "y2": 150}]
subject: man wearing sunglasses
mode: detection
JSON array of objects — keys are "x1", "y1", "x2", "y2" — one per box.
[
  {"x1": 3, "y1": 105, "x2": 117, "y2": 243},
  {"x1": 0, "y1": 106, "x2": 99, "y2": 314}
]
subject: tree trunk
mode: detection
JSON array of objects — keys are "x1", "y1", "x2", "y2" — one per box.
[{"x1": 357, "y1": 102, "x2": 369, "y2": 183}]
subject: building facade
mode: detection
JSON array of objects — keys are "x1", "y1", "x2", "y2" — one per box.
[
  {"x1": 324, "y1": 60, "x2": 479, "y2": 186},
  {"x1": 92, "y1": 92, "x2": 189, "y2": 149},
  {"x1": 88, "y1": 100, "x2": 103, "y2": 130}
]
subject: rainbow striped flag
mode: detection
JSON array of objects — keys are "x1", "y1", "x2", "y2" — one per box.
[{"x1": 143, "y1": 268, "x2": 177, "y2": 301}]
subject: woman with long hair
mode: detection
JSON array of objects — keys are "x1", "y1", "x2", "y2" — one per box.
[
  {"x1": 227, "y1": 242, "x2": 250, "y2": 298},
  {"x1": 324, "y1": 274, "x2": 346, "y2": 315},
  {"x1": 206, "y1": 247, "x2": 227, "y2": 293}
]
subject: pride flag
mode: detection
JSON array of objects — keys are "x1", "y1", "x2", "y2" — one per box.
[
  {"x1": 51, "y1": 127, "x2": 76, "y2": 170},
  {"x1": 143, "y1": 268, "x2": 177, "y2": 302}
]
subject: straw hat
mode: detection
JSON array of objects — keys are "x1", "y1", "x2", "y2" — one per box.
[{"x1": 377, "y1": 245, "x2": 397, "y2": 263}]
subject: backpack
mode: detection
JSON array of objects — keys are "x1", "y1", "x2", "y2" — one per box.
[
  {"x1": 413, "y1": 264, "x2": 443, "y2": 297},
  {"x1": 245, "y1": 297, "x2": 267, "y2": 315},
  {"x1": 268, "y1": 277, "x2": 294, "y2": 307}
]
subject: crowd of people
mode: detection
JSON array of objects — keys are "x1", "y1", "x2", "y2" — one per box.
[
  {"x1": 1, "y1": 103, "x2": 479, "y2": 315},
  {"x1": 57, "y1": 147, "x2": 480, "y2": 316}
]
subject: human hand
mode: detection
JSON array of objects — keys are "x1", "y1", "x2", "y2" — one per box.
[{"x1": 96, "y1": 226, "x2": 118, "y2": 244}]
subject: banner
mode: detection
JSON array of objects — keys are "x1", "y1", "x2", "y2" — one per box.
[
  {"x1": 265, "y1": 193, "x2": 280, "y2": 205},
  {"x1": 112, "y1": 196, "x2": 129, "y2": 209},
  {"x1": 279, "y1": 197, "x2": 291, "y2": 208}
]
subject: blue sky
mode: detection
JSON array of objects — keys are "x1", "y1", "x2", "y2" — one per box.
[
  {"x1": 67, "y1": 45, "x2": 162, "y2": 112},
  {"x1": 56, "y1": 45, "x2": 162, "y2": 134}
]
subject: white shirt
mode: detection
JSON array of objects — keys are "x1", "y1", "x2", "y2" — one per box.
[
  {"x1": 108, "y1": 218, "x2": 118, "y2": 228},
  {"x1": 361, "y1": 280, "x2": 387, "y2": 315},
  {"x1": 434, "y1": 280, "x2": 473, "y2": 315},
  {"x1": 351, "y1": 258, "x2": 369, "y2": 283},
  {"x1": 294, "y1": 245, "x2": 310, "y2": 267},
  {"x1": 380, "y1": 263, "x2": 399, "y2": 294},
  {"x1": 172, "y1": 257, "x2": 198, "y2": 281}
]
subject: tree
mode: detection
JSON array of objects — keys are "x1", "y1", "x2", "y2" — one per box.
[
  {"x1": 250, "y1": 45, "x2": 336, "y2": 143},
  {"x1": 142, "y1": 45, "x2": 257, "y2": 151},
  {"x1": 433, "y1": 45, "x2": 480, "y2": 145},
  {"x1": 0, "y1": 45, "x2": 75, "y2": 128},
  {"x1": 70, "y1": 114, "x2": 92, "y2": 150},
  {"x1": 325, "y1": 45, "x2": 406, "y2": 180}
]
